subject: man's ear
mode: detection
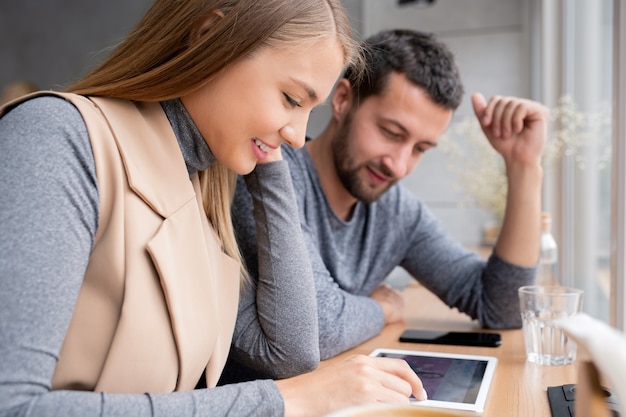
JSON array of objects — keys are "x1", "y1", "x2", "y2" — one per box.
[
  {"x1": 331, "y1": 78, "x2": 354, "y2": 121},
  {"x1": 190, "y1": 9, "x2": 225, "y2": 43}
]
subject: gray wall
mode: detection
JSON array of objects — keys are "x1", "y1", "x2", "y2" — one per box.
[{"x1": 0, "y1": 1, "x2": 152, "y2": 91}]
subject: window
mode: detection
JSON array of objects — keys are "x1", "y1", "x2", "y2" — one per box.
[{"x1": 535, "y1": 0, "x2": 626, "y2": 328}]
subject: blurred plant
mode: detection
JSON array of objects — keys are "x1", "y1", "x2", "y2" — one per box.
[{"x1": 439, "y1": 96, "x2": 612, "y2": 222}]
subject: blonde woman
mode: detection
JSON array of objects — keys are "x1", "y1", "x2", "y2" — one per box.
[{"x1": 0, "y1": 1, "x2": 424, "y2": 416}]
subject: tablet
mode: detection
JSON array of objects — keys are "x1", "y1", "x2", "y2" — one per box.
[{"x1": 370, "y1": 348, "x2": 498, "y2": 414}]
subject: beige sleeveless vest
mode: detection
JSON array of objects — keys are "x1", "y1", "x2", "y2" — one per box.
[{"x1": 2, "y1": 92, "x2": 240, "y2": 393}]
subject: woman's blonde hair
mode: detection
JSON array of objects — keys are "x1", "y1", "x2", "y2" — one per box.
[{"x1": 66, "y1": 0, "x2": 362, "y2": 282}]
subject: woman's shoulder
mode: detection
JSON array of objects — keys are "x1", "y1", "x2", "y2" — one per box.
[
  {"x1": 1, "y1": 92, "x2": 95, "y2": 186},
  {"x1": 2, "y1": 93, "x2": 84, "y2": 127}
]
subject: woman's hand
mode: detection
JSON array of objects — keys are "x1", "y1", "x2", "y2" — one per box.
[{"x1": 275, "y1": 354, "x2": 425, "y2": 417}]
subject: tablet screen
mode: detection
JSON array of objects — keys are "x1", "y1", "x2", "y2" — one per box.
[{"x1": 370, "y1": 348, "x2": 497, "y2": 414}]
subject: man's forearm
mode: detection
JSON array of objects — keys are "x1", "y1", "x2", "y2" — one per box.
[{"x1": 495, "y1": 161, "x2": 543, "y2": 267}]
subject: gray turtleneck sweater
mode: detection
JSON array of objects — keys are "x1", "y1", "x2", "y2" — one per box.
[{"x1": 0, "y1": 96, "x2": 316, "y2": 417}]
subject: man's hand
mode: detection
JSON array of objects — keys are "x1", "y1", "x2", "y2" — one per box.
[
  {"x1": 471, "y1": 93, "x2": 549, "y2": 168},
  {"x1": 370, "y1": 283, "x2": 405, "y2": 324}
]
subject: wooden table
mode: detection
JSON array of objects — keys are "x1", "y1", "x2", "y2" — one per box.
[{"x1": 320, "y1": 283, "x2": 582, "y2": 416}]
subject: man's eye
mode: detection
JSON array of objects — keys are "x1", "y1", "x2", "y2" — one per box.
[
  {"x1": 284, "y1": 93, "x2": 302, "y2": 108},
  {"x1": 382, "y1": 127, "x2": 402, "y2": 141},
  {"x1": 415, "y1": 144, "x2": 432, "y2": 154}
]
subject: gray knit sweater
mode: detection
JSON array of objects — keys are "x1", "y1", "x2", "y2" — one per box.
[
  {"x1": 0, "y1": 96, "x2": 317, "y2": 416},
  {"x1": 231, "y1": 143, "x2": 537, "y2": 363}
]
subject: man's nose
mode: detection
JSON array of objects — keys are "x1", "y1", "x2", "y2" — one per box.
[{"x1": 384, "y1": 146, "x2": 414, "y2": 179}]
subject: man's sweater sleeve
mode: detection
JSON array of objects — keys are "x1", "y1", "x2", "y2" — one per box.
[
  {"x1": 303, "y1": 228, "x2": 387, "y2": 360},
  {"x1": 398, "y1": 197, "x2": 536, "y2": 329}
]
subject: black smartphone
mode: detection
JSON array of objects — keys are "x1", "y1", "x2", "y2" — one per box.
[{"x1": 399, "y1": 329, "x2": 502, "y2": 347}]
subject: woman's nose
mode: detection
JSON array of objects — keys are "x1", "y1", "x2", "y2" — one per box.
[{"x1": 280, "y1": 118, "x2": 308, "y2": 148}]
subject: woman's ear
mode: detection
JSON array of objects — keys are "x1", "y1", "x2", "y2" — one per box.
[
  {"x1": 331, "y1": 78, "x2": 354, "y2": 121},
  {"x1": 190, "y1": 9, "x2": 225, "y2": 43}
]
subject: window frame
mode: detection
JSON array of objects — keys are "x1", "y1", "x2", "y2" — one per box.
[{"x1": 611, "y1": 0, "x2": 626, "y2": 330}]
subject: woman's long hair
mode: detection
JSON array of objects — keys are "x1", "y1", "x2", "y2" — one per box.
[{"x1": 66, "y1": 0, "x2": 363, "y2": 282}]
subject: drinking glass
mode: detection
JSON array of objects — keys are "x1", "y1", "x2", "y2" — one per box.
[{"x1": 518, "y1": 285, "x2": 583, "y2": 365}]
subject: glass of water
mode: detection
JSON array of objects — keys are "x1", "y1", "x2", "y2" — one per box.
[{"x1": 518, "y1": 285, "x2": 584, "y2": 365}]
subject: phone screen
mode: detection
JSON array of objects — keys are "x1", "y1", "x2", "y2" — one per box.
[{"x1": 399, "y1": 329, "x2": 502, "y2": 347}]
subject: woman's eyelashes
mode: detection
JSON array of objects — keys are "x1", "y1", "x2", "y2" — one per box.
[{"x1": 284, "y1": 93, "x2": 302, "y2": 108}]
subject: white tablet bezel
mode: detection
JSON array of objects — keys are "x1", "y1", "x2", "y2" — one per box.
[{"x1": 369, "y1": 348, "x2": 498, "y2": 414}]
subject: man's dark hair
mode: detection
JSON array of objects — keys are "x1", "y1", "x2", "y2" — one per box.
[{"x1": 344, "y1": 29, "x2": 464, "y2": 110}]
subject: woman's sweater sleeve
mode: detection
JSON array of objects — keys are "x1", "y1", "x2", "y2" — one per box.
[{"x1": 227, "y1": 162, "x2": 320, "y2": 379}]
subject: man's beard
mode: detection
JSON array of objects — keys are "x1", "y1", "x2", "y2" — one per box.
[{"x1": 331, "y1": 112, "x2": 396, "y2": 204}]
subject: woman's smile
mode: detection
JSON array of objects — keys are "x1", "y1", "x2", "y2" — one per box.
[{"x1": 252, "y1": 137, "x2": 275, "y2": 161}]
